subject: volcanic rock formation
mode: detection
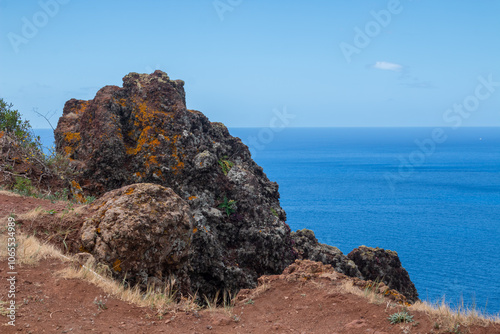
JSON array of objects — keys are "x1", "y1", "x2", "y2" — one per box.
[
  {"x1": 80, "y1": 183, "x2": 193, "y2": 293},
  {"x1": 348, "y1": 246, "x2": 419, "y2": 302},
  {"x1": 55, "y1": 71, "x2": 295, "y2": 297},
  {"x1": 291, "y1": 229, "x2": 361, "y2": 278},
  {"x1": 55, "y1": 71, "x2": 419, "y2": 302}
]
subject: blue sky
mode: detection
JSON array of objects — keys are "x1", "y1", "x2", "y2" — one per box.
[{"x1": 0, "y1": 0, "x2": 499, "y2": 128}]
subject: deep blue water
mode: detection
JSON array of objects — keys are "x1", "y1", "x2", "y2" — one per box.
[{"x1": 35, "y1": 127, "x2": 500, "y2": 315}]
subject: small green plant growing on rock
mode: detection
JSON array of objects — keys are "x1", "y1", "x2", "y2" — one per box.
[
  {"x1": 218, "y1": 156, "x2": 234, "y2": 175},
  {"x1": 388, "y1": 308, "x2": 414, "y2": 324},
  {"x1": 270, "y1": 207, "x2": 279, "y2": 217},
  {"x1": 218, "y1": 197, "x2": 237, "y2": 217}
]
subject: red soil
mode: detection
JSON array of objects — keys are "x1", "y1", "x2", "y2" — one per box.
[{"x1": 1, "y1": 192, "x2": 499, "y2": 334}]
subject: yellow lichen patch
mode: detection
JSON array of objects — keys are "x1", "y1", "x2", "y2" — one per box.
[
  {"x1": 79, "y1": 245, "x2": 89, "y2": 253},
  {"x1": 0, "y1": 131, "x2": 4, "y2": 139},
  {"x1": 134, "y1": 171, "x2": 145, "y2": 178},
  {"x1": 112, "y1": 259, "x2": 122, "y2": 272},
  {"x1": 73, "y1": 100, "x2": 90, "y2": 115},
  {"x1": 188, "y1": 196, "x2": 197, "y2": 201},
  {"x1": 96, "y1": 228, "x2": 101, "y2": 233},
  {"x1": 171, "y1": 161, "x2": 185, "y2": 174},
  {"x1": 70, "y1": 180, "x2": 86, "y2": 204},
  {"x1": 125, "y1": 126, "x2": 161, "y2": 156},
  {"x1": 65, "y1": 132, "x2": 81, "y2": 142},
  {"x1": 145, "y1": 155, "x2": 158, "y2": 170},
  {"x1": 125, "y1": 187, "x2": 135, "y2": 195},
  {"x1": 193, "y1": 227, "x2": 198, "y2": 234},
  {"x1": 71, "y1": 180, "x2": 82, "y2": 190},
  {"x1": 117, "y1": 98, "x2": 128, "y2": 107},
  {"x1": 167, "y1": 135, "x2": 185, "y2": 174},
  {"x1": 74, "y1": 192, "x2": 86, "y2": 204},
  {"x1": 153, "y1": 170, "x2": 162, "y2": 178},
  {"x1": 64, "y1": 146, "x2": 75, "y2": 156}
]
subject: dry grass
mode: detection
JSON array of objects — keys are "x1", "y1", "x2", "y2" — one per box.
[
  {"x1": 0, "y1": 230, "x2": 201, "y2": 318},
  {"x1": 339, "y1": 279, "x2": 386, "y2": 305},
  {"x1": 250, "y1": 282, "x2": 271, "y2": 299},
  {"x1": 57, "y1": 264, "x2": 199, "y2": 318},
  {"x1": 410, "y1": 298, "x2": 500, "y2": 331},
  {"x1": 15, "y1": 205, "x2": 46, "y2": 222},
  {"x1": 15, "y1": 204, "x2": 86, "y2": 222},
  {"x1": 0, "y1": 190, "x2": 21, "y2": 197},
  {"x1": 339, "y1": 277, "x2": 500, "y2": 332},
  {"x1": 0, "y1": 233, "x2": 64, "y2": 265},
  {"x1": 203, "y1": 290, "x2": 236, "y2": 316}
]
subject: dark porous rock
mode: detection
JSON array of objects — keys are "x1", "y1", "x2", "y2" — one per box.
[
  {"x1": 80, "y1": 183, "x2": 193, "y2": 293},
  {"x1": 347, "y1": 246, "x2": 419, "y2": 303},
  {"x1": 56, "y1": 71, "x2": 296, "y2": 298},
  {"x1": 291, "y1": 229, "x2": 361, "y2": 278}
]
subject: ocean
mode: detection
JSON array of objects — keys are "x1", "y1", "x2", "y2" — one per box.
[{"x1": 34, "y1": 127, "x2": 500, "y2": 315}]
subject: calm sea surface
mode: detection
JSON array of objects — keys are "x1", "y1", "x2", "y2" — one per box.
[{"x1": 35, "y1": 127, "x2": 500, "y2": 315}]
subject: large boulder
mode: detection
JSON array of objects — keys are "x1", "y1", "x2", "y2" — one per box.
[
  {"x1": 80, "y1": 183, "x2": 193, "y2": 293},
  {"x1": 291, "y1": 229, "x2": 361, "y2": 278},
  {"x1": 347, "y1": 246, "x2": 419, "y2": 303},
  {"x1": 56, "y1": 71, "x2": 296, "y2": 297}
]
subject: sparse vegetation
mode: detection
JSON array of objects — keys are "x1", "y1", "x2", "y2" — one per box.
[
  {"x1": 0, "y1": 98, "x2": 82, "y2": 201},
  {"x1": 218, "y1": 156, "x2": 234, "y2": 175},
  {"x1": 0, "y1": 98, "x2": 41, "y2": 147},
  {"x1": 12, "y1": 176, "x2": 36, "y2": 196},
  {"x1": 410, "y1": 297, "x2": 499, "y2": 332},
  {"x1": 93, "y1": 295, "x2": 109, "y2": 310},
  {"x1": 388, "y1": 309, "x2": 414, "y2": 324},
  {"x1": 218, "y1": 196, "x2": 237, "y2": 217},
  {"x1": 270, "y1": 207, "x2": 279, "y2": 217}
]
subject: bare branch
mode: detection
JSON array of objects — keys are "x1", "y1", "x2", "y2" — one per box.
[{"x1": 33, "y1": 108, "x2": 56, "y2": 131}]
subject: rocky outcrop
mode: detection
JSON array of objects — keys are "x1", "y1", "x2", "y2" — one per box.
[
  {"x1": 56, "y1": 71, "x2": 296, "y2": 297},
  {"x1": 348, "y1": 246, "x2": 419, "y2": 302},
  {"x1": 237, "y1": 260, "x2": 412, "y2": 307},
  {"x1": 80, "y1": 183, "x2": 193, "y2": 293},
  {"x1": 55, "y1": 70, "x2": 419, "y2": 302},
  {"x1": 291, "y1": 229, "x2": 361, "y2": 278}
]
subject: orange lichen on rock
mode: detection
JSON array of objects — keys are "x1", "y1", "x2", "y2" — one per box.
[
  {"x1": 70, "y1": 180, "x2": 86, "y2": 203},
  {"x1": 64, "y1": 132, "x2": 81, "y2": 142},
  {"x1": 112, "y1": 259, "x2": 122, "y2": 272},
  {"x1": 125, "y1": 187, "x2": 135, "y2": 195},
  {"x1": 64, "y1": 146, "x2": 75, "y2": 156},
  {"x1": 145, "y1": 155, "x2": 158, "y2": 170}
]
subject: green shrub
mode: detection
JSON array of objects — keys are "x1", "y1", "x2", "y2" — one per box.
[
  {"x1": 388, "y1": 309, "x2": 414, "y2": 324},
  {"x1": 0, "y1": 98, "x2": 41, "y2": 149},
  {"x1": 12, "y1": 177, "x2": 35, "y2": 196}
]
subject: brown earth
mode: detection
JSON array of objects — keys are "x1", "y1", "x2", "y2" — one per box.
[{"x1": 1, "y1": 192, "x2": 499, "y2": 334}]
